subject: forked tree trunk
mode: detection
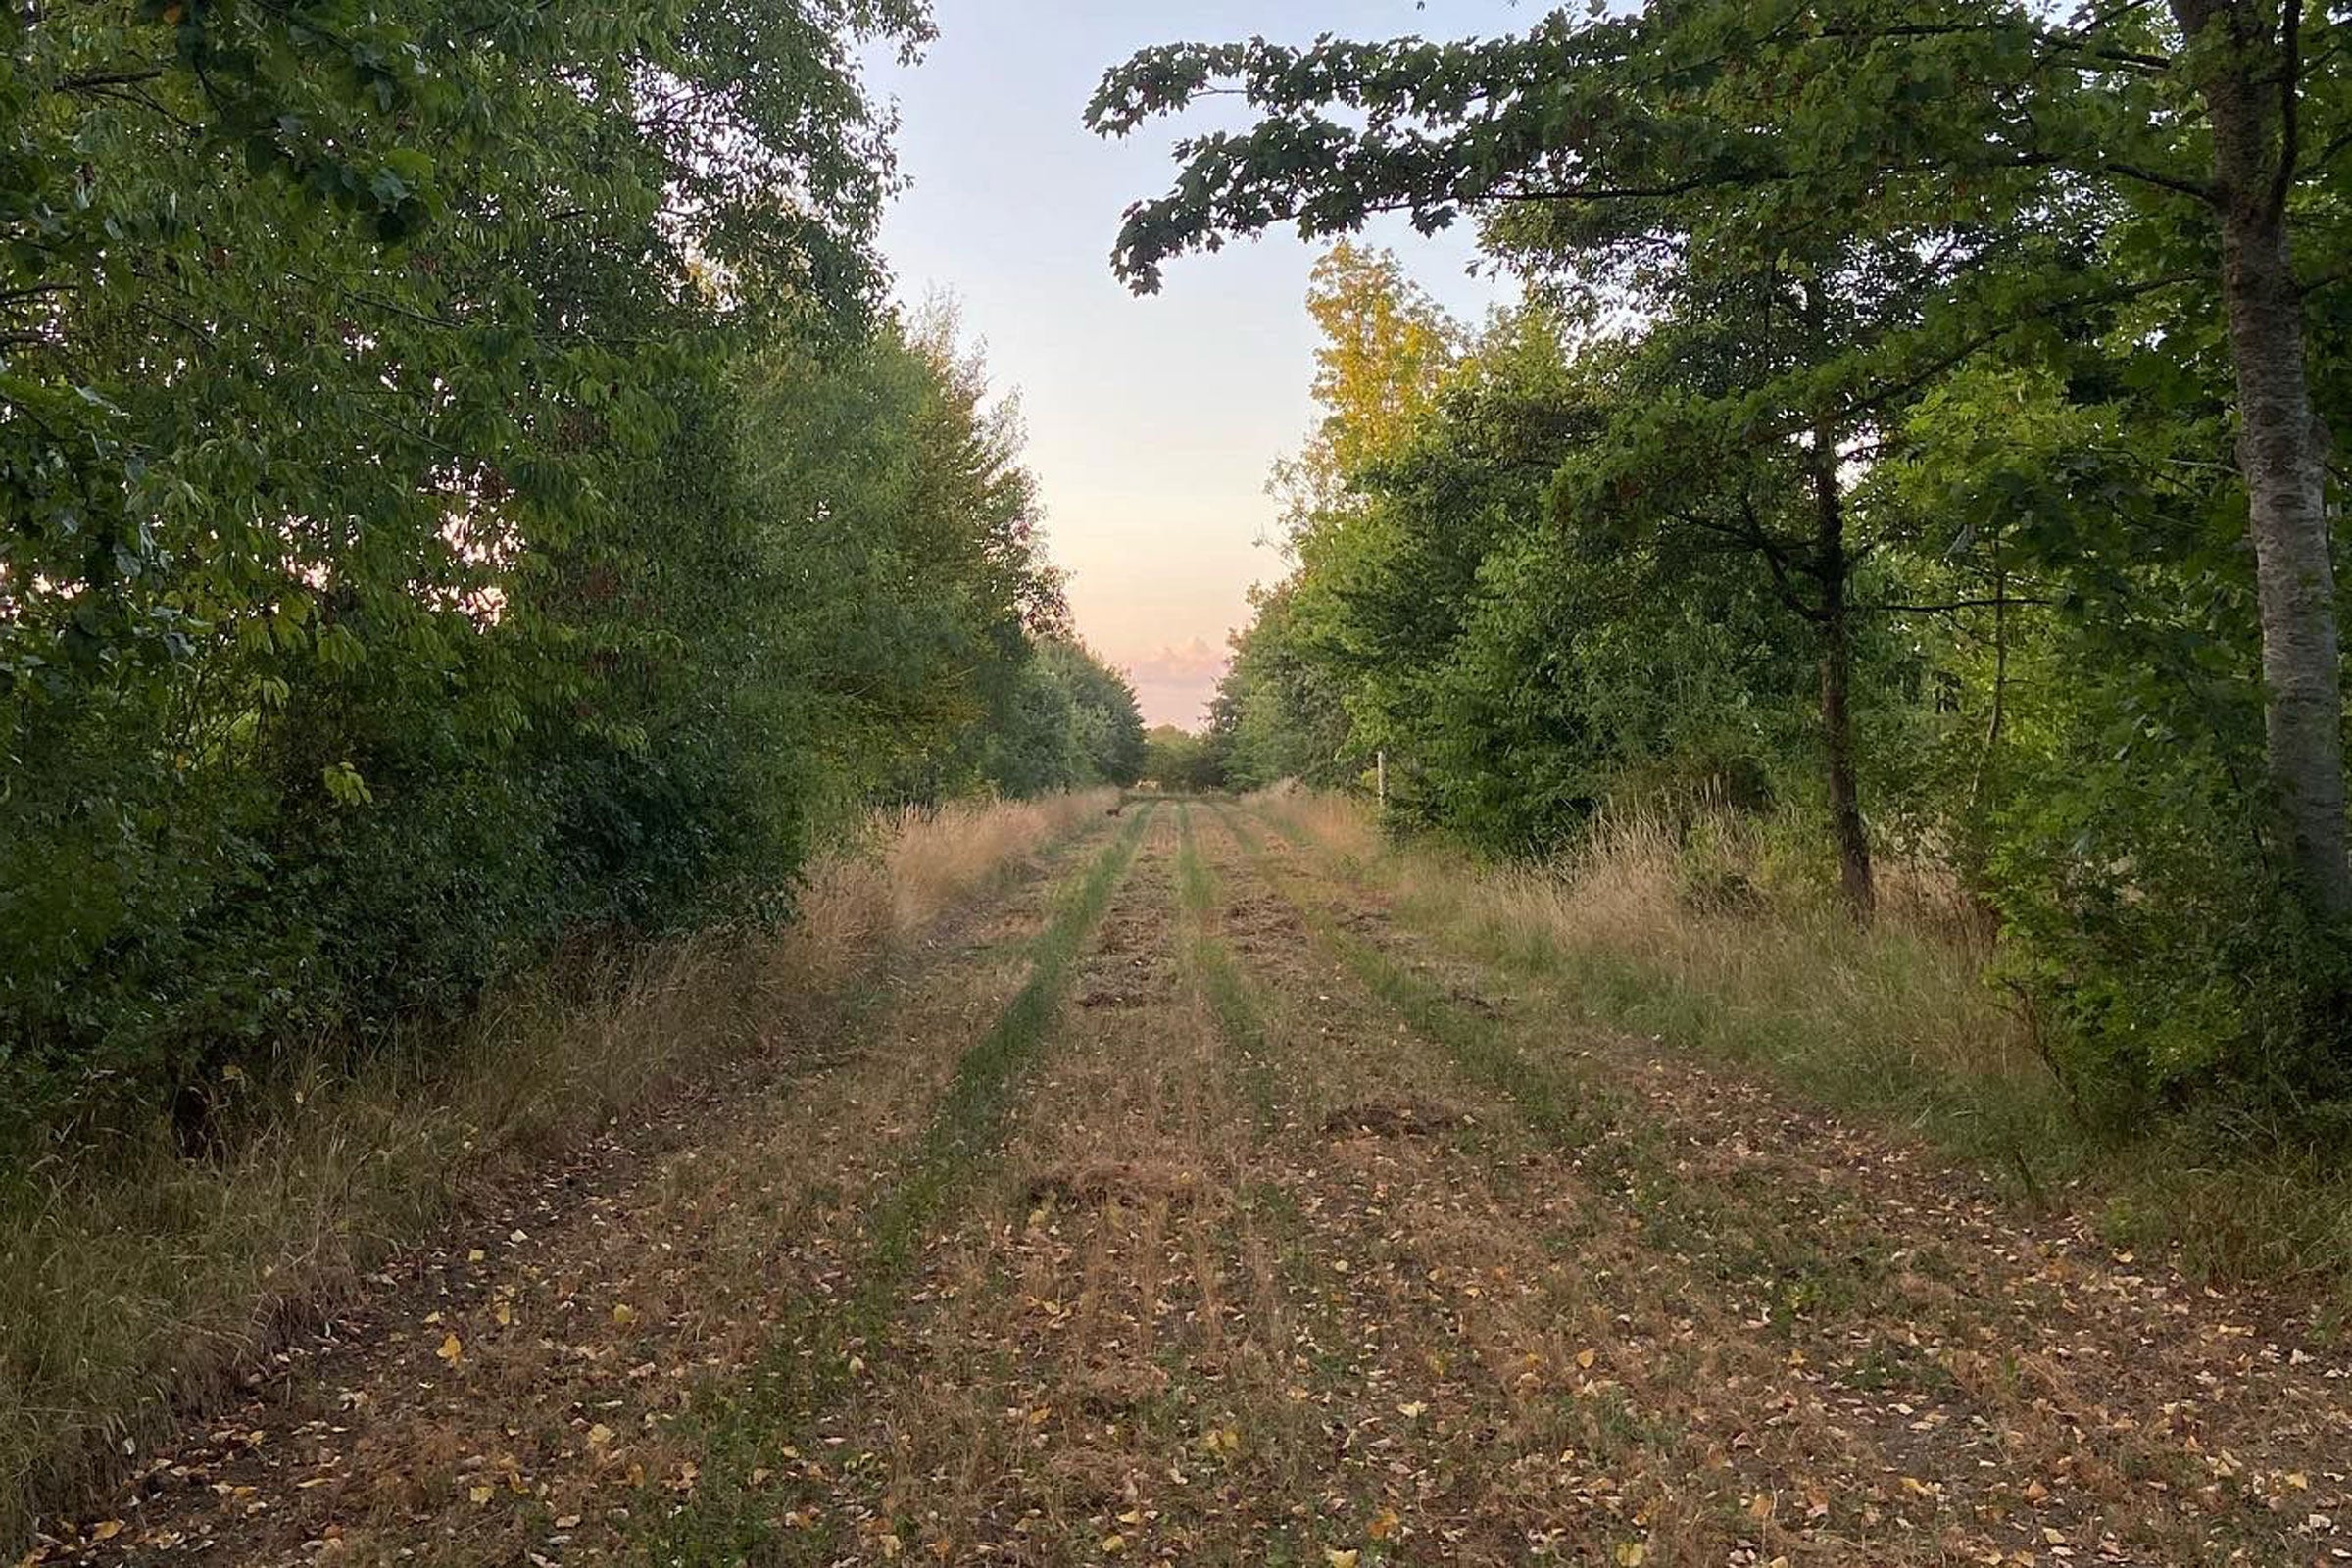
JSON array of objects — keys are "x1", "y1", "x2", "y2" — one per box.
[
  {"x1": 2175, "y1": 0, "x2": 2352, "y2": 918},
  {"x1": 1810, "y1": 436, "x2": 1876, "y2": 918}
]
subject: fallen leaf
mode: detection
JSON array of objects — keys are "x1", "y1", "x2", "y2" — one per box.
[{"x1": 436, "y1": 1333, "x2": 463, "y2": 1365}]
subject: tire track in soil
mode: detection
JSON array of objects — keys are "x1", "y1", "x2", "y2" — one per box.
[
  {"x1": 55, "y1": 797, "x2": 2351, "y2": 1568},
  {"x1": 796, "y1": 800, "x2": 1847, "y2": 1567},
  {"x1": 39, "y1": 814, "x2": 1139, "y2": 1568},
  {"x1": 728, "y1": 807, "x2": 1253, "y2": 1566},
  {"x1": 636, "y1": 806, "x2": 1157, "y2": 1565},
  {"x1": 1229, "y1": 802, "x2": 2352, "y2": 1567},
  {"x1": 1195, "y1": 805, "x2": 1915, "y2": 1568}
]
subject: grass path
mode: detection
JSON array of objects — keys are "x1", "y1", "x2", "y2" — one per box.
[{"x1": 32, "y1": 803, "x2": 2352, "y2": 1567}]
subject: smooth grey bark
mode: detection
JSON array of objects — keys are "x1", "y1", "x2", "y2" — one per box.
[{"x1": 2173, "y1": 0, "x2": 2352, "y2": 917}]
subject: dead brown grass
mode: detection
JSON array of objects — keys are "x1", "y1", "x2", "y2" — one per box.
[
  {"x1": 1218, "y1": 803, "x2": 2352, "y2": 1564},
  {"x1": 1259, "y1": 792, "x2": 2047, "y2": 1146},
  {"x1": 1262, "y1": 789, "x2": 2352, "y2": 1314},
  {"x1": 0, "y1": 789, "x2": 1111, "y2": 1549}
]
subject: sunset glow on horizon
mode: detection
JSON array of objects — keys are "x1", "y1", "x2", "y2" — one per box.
[{"x1": 866, "y1": 0, "x2": 1521, "y2": 728}]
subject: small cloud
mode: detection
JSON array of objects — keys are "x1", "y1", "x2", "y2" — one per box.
[{"x1": 1116, "y1": 637, "x2": 1230, "y2": 728}]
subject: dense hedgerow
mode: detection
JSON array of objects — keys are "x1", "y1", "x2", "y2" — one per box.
[{"x1": 0, "y1": 1, "x2": 1144, "y2": 1138}]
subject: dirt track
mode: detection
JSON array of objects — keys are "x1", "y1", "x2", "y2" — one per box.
[{"x1": 34, "y1": 803, "x2": 2352, "y2": 1567}]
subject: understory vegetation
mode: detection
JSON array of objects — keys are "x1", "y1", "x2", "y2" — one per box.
[{"x1": 1092, "y1": 3, "x2": 2352, "y2": 1154}]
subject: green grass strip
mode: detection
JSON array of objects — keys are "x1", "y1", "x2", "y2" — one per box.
[
  {"x1": 640, "y1": 805, "x2": 1155, "y2": 1564},
  {"x1": 1173, "y1": 807, "x2": 1282, "y2": 1127},
  {"x1": 1215, "y1": 805, "x2": 1624, "y2": 1156}
]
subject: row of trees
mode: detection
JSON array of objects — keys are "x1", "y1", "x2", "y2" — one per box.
[
  {"x1": 1, "y1": 0, "x2": 1141, "y2": 1137},
  {"x1": 1117, "y1": 1, "x2": 2352, "y2": 1106}
]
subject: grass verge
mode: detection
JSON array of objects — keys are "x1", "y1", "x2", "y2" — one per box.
[
  {"x1": 0, "y1": 789, "x2": 1116, "y2": 1548},
  {"x1": 1251, "y1": 790, "x2": 2352, "y2": 1313},
  {"x1": 1172, "y1": 806, "x2": 1282, "y2": 1126}
]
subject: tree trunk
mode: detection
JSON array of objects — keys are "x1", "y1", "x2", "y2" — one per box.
[
  {"x1": 1810, "y1": 436, "x2": 1876, "y2": 917},
  {"x1": 2177, "y1": 0, "x2": 2352, "y2": 918}
]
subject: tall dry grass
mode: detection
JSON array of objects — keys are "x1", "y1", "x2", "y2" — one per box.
[
  {"x1": 0, "y1": 788, "x2": 1111, "y2": 1546},
  {"x1": 1450, "y1": 811, "x2": 2027, "y2": 1088},
  {"x1": 1262, "y1": 790, "x2": 2352, "y2": 1301},
  {"x1": 1261, "y1": 792, "x2": 2036, "y2": 1130},
  {"x1": 780, "y1": 790, "x2": 1117, "y2": 982}
]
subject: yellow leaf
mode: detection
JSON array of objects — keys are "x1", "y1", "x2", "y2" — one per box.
[
  {"x1": 1100, "y1": 1533, "x2": 1126, "y2": 1554},
  {"x1": 90, "y1": 1522, "x2": 123, "y2": 1542},
  {"x1": 435, "y1": 1333, "x2": 463, "y2": 1365},
  {"x1": 467, "y1": 1249, "x2": 485, "y2": 1262},
  {"x1": 2023, "y1": 1478, "x2": 2049, "y2": 1503},
  {"x1": 1747, "y1": 1492, "x2": 1774, "y2": 1521},
  {"x1": 1367, "y1": 1508, "x2": 1399, "y2": 1541},
  {"x1": 1576, "y1": 1348, "x2": 1597, "y2": 1370},
  {"x1": 1396, "y1": 1401, "x2": 1427, "y2": 1419},
  {"x1": 1325, "y1": 1551, "x2": 1359, "y2": 1568},
  {"x1": 587, "y1": 1423, "x2": 615, "y2": 1446},
  {"x1": 1614, "y1": 1545, "x2": 1647, "y2": 1567},
  {"x1": 612, "y1": 1303, "x2": 638, "y2": 1325},
  {"x1": 468, "y1": 1484, "x2": 493, "y2": 1505},
  {"x1": 494, "y1": 1302, "x2": 512, "y2": 1326}
]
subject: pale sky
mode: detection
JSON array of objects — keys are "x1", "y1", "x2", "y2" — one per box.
[{"x1": 867, "y1": 2, "x2": 1524, "y2": 727}]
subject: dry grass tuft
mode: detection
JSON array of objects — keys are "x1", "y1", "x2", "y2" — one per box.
[
  {"x1": 775, "y1": 790, "x2": 1115, "y2": 987},
  {"x1": 1250, "y1": 783, "x2": 1383, "y2": 863},
  {"x1": 1270, "y1": 796, "x2": 2035, "y2": 1120},
  {"x1": 1265, "y1": 792, "x2": 2039, "y2": 1123},
  {"x1": 0, "y1": 790, "x2": 1109, "y2": 1547},
  {"x1": 1459, "y1": 809, "x2": 2032, "y2": 1093},
  {"x1": 1268, "y1": 792, "x2": 2352, "y2": 1300}
]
